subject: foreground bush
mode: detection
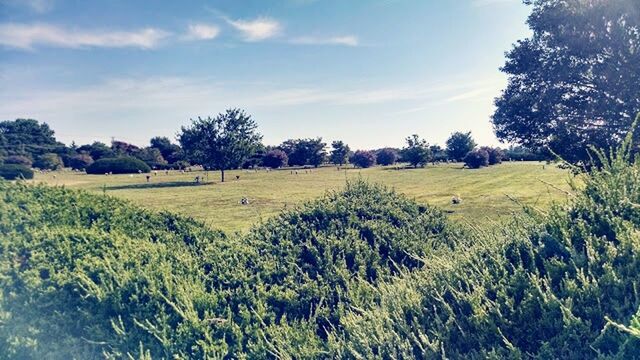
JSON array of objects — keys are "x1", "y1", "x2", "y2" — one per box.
[
  {"x1": 0, "y1": 179, "x2": 458, "y2": 358},
  {"x1": 329, "y1": 142, "x2": 640, "y2": 358},
  {"x1": 0, "y1": 164, "x2": 34, "y2": 179},
  {"x1": 86, "y1": 156, "x2": 151, "y2": 174}
]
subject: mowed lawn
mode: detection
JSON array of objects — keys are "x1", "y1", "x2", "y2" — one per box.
[{"x1": 32, "y1": 162, "x2": 574, "y2": 233}]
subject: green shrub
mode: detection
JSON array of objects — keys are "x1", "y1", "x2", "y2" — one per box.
[
  {"x1": 480, "y1": 146, "x2": 504, "y2": 165},
  {"x1": 328, "y1": 139, "x2": 640, "y2": 358},
  {"x1": 376, "y1": 148, "x2": 397, "y2": 166},
  {"x1": 4, "y1": 155, "x2": 32, "y2": 167},
  {"x1": 0, "y1": 179, "x2": 459, "y2": 358},
  {"x1": 464, "y1": 149, "x2": 489, "y2": 168},
  {"x1": 68, "y1": 153, "x2": 94, "y2": 170},
  {"x1": 33, "y1": 152, "x2": 64, "y2": 170},
  {"x1": 0, "y1": 164, "x2": 34, "y2": 179},
  {"x1": 350, "y1": 150, "x2": 376, "y2": 168},
  {"x1": 86, "y1": 157, "x2": 151, "y2": 174}
]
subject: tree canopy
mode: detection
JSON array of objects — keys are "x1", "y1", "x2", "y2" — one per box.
[
  {"x1": 401, "y1": 134, "x2": 431, "y2": 167},
  {"x1": 178, "y1": 109, "x2": 262, "y2": 182},
  {"x1": 446, "y1": 131, "x2": 476, "y2": 161},
  {"x1": 492, "y1": 0, "x2": 640, "y2": 164},
  {"x1": 330, "y1": 140, "x2": 351, "y2": 166}
]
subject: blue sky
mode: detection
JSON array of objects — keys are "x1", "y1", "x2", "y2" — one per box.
[{"x1": 0, "y1": 0, "x2": 530, "y2": 149}]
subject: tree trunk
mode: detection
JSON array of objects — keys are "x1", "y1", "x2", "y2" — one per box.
[{"x1": 221, "y1": 169, "x2": 225, "y2": 182}]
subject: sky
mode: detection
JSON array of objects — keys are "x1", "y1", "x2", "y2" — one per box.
[{"x1": 0, "y1": 0, "x2": 531, "y2": 149}]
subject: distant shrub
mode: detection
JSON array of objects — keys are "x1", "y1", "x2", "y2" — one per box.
[
  {"x1": 464, "y1": 149, "x2": 489, "y2": 168},
  {"x1": 68, "y1": 154, "x2": 94, "y2": 170},
  {"x1": 480, "y1": 146, "x2": 505, "y2": 165},
  {"x1": 376, "y1": 148, "x2": 397, "y2": 166},
  {"x1": 5, "y1": 155, "x2": 32, "y2": 167},
  {"x1": 262, "y1": 149, "x2": 288, "y2": 168},
  {"x1": 0, "y1": 164, "x2": 34, "y2": 180},
  {"x1": 351, "y1": 150, "x2": 376, "y2": 168},
  {"x1": 33, "y1": 153, "x2": 64, "y2": 170},
  {"x1": 86, "y1": 157, "x2": 150, "y2": 174}
]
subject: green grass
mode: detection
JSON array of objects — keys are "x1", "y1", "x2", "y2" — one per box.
[{"x1": 32, "y1": 161, "x2": 573, "y2": 233}]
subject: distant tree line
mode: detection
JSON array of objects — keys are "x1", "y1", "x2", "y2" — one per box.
[{"x1": 1, "y1": 115, "x2": 550, "y2": 181}]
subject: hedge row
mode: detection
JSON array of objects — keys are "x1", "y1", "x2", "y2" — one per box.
[{"x1": 86, "y1": 156, "x2": 151, "y2": 174}]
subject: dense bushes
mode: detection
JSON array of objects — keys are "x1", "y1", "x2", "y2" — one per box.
[
  {"x1": 2, "y1": 140, "x2": 640, "y2": 358},
  {"x1": 329, "y1": 144, "x2": 640, "y2": 358},
  {"x1": 86, "y1": 157, "x2": 151, "y2": 174},
  {"x1": 4, "y1": 155, "x2": 32, "y2": 166},
  {"x1": 262, "y1": 149, "x2": 288, "y2": 168},
  {"x1": 68, "y1": 153, "x2": 94, "y2": 170},
  {"x1": 464, "y1": 149, "x2": 489, "y2": 168},
  {"x1": 33, "y1": 152, "x2": 64, "y2": 170},
  {"x1": 376, "y1": 148, "x2": 397, "y2": 166},
  {"x1": 351, "y1": 150, "x2": 376, "y2": 168},
  {"x1": 0, "y1": 164, "x2": 34, "y2": 179},
  {"x1": 0, "y1": 178, "x2": 459, "y2": 358}
]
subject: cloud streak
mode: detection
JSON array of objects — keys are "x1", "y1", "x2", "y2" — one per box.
[
  {"x1": 290, "y1": 35, "x2": 359, "y2": 46},
  {"x1": 225, "y1": 17, "x2": 282, "y2": 42},
  {"x1": 185, "y1": 23, "x2": 220, "y2": 40},
  {"x1": 0, "y1": 23, "x2": 170, "y2": 50}
]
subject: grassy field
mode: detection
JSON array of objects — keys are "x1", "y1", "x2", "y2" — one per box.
[{"x1": 32, "y1": 161, "x2": 574, "y2": 233}]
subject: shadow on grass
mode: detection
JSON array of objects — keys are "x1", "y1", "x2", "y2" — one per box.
[{"x1": 106, "y1": 181, "x2": 215, "y2": 191}]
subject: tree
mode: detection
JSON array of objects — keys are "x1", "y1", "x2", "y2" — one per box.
[
  {"x1": 279, "y1": 138, "x2": 327, "y2": 167},
  {"x1": 351, "y1": 150, "x2": 376, "y2": 168},
  {"x1": 430, "y1": 145, "x2": 448, "y2": 162},
  {"x1": 111, "y1": 140, "x2": 139, "y2": 157},
  {"x1": 492, "y1": 0, "x2": 640, "y2": 165},
  {"x1": 401, "y1": 134, "x2": 431, "y2": 168},
  {"x1": 178, "y1": 109, "x2": 262, "y2": 182},
  {"x1": 134, "y1": 147, "x2": 167, "y2": 168},
  {"x1": 464, "y1": 149, "x2": 489, "y2": 169},
  {"x1": 262, "y1": 149, "x2": 288, "y2": 168},
  {"x1": 0, "y1": 119, "x2": 60, "y2": 159},
  {"x1": 376, "y1": 148, "x2": 397, "y2": 166},
  {"x1": 33, "y1": 153, "x2": 63, "y2": 170},
  {"x1": 330, "y1": 141, "x2": 351, "y2": 166},
  {"x1": 77, "y1": 142, "x2": 115, "y2": 160},
  {"x1": 150, "y1": 137, "x2": 182, "y2": 161},
  {"x1": 446, "y1": 132, "x2": 476, "y2": 161}
]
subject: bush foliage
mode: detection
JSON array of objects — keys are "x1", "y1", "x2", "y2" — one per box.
[
  {"x1": 86, "y1": 157, "x2": 151, "y2": 174},
  {"x1": 2, "y1": 138, "x2": 640, "y2": 358},
  {"x1": 464, "y1": 149, "x2": 489, "y2": 169},
  {"x1": 0, "y1": 164, "x2": 34, "y2": 180}
]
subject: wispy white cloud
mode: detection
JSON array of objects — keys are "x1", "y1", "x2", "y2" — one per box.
[
  {"x1": 0, "y1": 75, "x2": 506, "y2": 146},
  {"x1": 225, "y1": 17, "x2": 282, "y2": 41},
  {"x1": 185, "y1": 23, "x2": 220, "y2": 40},
  {"x1": 0, "y1": 23, "x2": 170, "y2": 50},
  {"x1": 290, "y1": 35, "x2": 359, "y2": 47}
]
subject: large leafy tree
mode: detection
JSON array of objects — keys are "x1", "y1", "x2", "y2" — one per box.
[
  {"x1": 0, "y1": 119, "x2": 61, "y2": 159},
  {"x1": 446, "y1": 131, "x2": 476, "y2": 161},
  {"x1": 492, "y1": 0, "x2": 640, "y2": 164},
  {"x1": 278, "y1": 138, "x2": 327, "y2": 167},
  {"x1": 330, "y1": 140, "x2": 351, "y2": 166},
  {"x1": 179, "y1": 109, "x2": 262, "y2": 182},
  {"x1": 401, "y1": 134, "x2": 431, "y2": 168}
]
